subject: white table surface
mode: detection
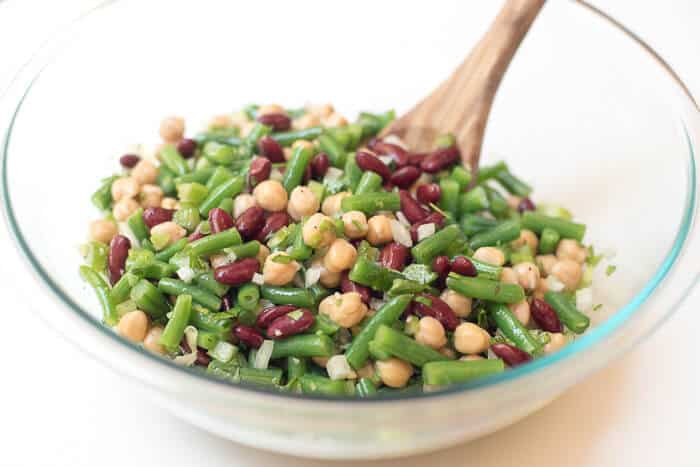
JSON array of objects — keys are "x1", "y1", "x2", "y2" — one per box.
[{"x1": 1, "y1": 1, "x2": 699, "y2": 466}]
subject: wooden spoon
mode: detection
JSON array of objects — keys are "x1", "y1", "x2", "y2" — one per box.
[{"x1": 380, "y1": 0, "x2": 545, "y2": 177}]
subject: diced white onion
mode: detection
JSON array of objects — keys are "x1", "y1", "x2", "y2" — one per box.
[
  {"x1": 370, "y1": 298, "x2": 386, "y2": 311},
  {"x1": 382, "y1": 134, "x2": 408, "y2": 150},
  {"x1": 378, "y1": 155, "x2": 393, "y2": 166},
  {"x1": 395, "y1": 211, "x2": 410, "y2": 227},
  {"x1": 252, "y1": 272, "x2": 265, "y2": 286},
  {"x1": 176, "y1": 266, "x2": 196, "y2": 283},
  {"x1": 117, "y1": 222, "x2": 139, "y2": 246},
  {"x1": 417, "y1": 223, "x2": 436, "y2": 241},
  {"x1": 326, "y1": 355, "x2": 357, "y2": 380},
  {"x1": 174, "y1": 326, "x2": 198, "y2": 366},
  {"x1": 209, "y1": 341, "x2": 236, "y2": 363},
  {"x1": 546, "y1": 275, "x2": 566, "y2": 292},
  {"x1": 576, "y1": 287, "x2": 594, "y2": 314},
  {"x1": 487, "y1": 348, "x2": 498, "y2": 360},
  {"x1": 270, "y1": 168, "x2": 284, "y2": 182},
  {"x1": 254, "y1": 340, "x2": 274, "y2": 369},
  {"x1": 325, "y1": 167, "x2": 344, "y2": 180},
  {"x1": 390, "y1": 219, "x2": 413, "y2": 247},
  {"x1": 305, "y1": 266, "x2": 322, "y2": 287}
]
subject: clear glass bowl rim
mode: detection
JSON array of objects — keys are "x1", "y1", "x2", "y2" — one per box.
[{"x1": 1, "y1": 0, "x2": 698, "y2": 403}]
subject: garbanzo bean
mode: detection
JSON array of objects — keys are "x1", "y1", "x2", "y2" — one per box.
[
  {"x1": 473, "y1": 246, "x2": 505, "y2": 266},
  {"x1": 500, "y1": 267, "x2": 519, "y2": 285},
  {"x1": 366, "y1": 215, "x2": 393, "y2": 246},
  {"x1": 161, "y1": 197, "x2": 180, "y2": 210},
  {"x1": 117, "y1": 310, "x2": 149, "y2": 343},
  {"x1": 376, "y1": 358, "x2": 413, "y2": 388},
  {"x1": 453, "y1": 322, "x2": 491, "y2": 354},
  {"x1": 513, "y1": 262, "x2": 540, "y2": 291},
  {"x1": 256, "y1": 244, "x2": 270, "y2": 266},
  {"x1": 263, "y1": 252, "x2": 300, "y2": 286},
  {"x1": 253, "y1": 180, "x2": 288, "y2": 212},
  {"x1": 312, "y1": 259, "x2": 342, "y2": 288},
  {"x1": 319, "y1": 292, "x2": 367, "y2": 328},
  {"x1": 440, "y1": 289, "x2": 472, "y2": 318},
  {"x1": 511, "y1": 229, "x2": 538, "y2": 253},
  {"x1": 415, "y1": 316, "x2": 447, "y2": 350},
  {"x1": 544, "y1": 333, "x2": 567, "y2": 355},
  {"x1": 536, "y1": 254, "x2": 557, "y2": 277},
  {"x1": 257, "y1": 104, "x2": 286, "y2": 116},
  {"x1": 556, "y1": 239, "x2": 587, "y2": 264},
  {"x1": 324, "y1": 239, "x2": 357, "y2": 273},
  {"x1": 322, "y1": 192, "x2": 350, "y2": 217},
  {"x1": 508, "y1": 300, "x2": 531, "y2": 326},
  {"x1": 131, "y1": 160, "x2": 158, "y2": 185},
  {"x1": 111, "y1": 177, "x2": 140, "y2": 202},
  {"x1": 287, "y1": 186, "x2": 320, "y2": 221},
  {"x1": 293, "y1": 113, "x2": 321, "y2": 130},
  {"x1": 159, "y1": 116, "x2": 185, "y2": 143},
  {"x1": 302, "y1": 213, "x2": 336, "y2": 248},
  {"x1": 342, "y1": 211, "x2": 368, "y2": 239},
  {"x1": 143, "y1": 326, "x2": 166, "y2": 354},
  {"x1": 150, "y1": 221, "x2": 186, "y2": 247},
  {"x1": 551, "y1": 259, "x2": 582, "y2": 291},
  {"x1": 88, "y1": 219, "x2": 118, "y2": 244},
  {"x1": 112, "y1": 198, "x2": 139, "y2": 221},
  {"x1": 233, "y1": 193, "x2": 257, "y2": 219},
  {"x1": 139, "y1": 184, "x2": 164, "y2": 208}
]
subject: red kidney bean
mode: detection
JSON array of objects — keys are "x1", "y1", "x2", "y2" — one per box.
[
  {"x1": 249, "y1": 157, "x2": 271, "y2": 185},
  {"x1": 517, "y1": 197, "x2": 536, "y2": 213},
  {"x1": 208, "y1": 208, "x2": 234, "y2": 234},
  {"x1": 256, "y1": 113, "x2": 291, "y2": 131},
  {"x1": 530, "y1": 298, "x2": 563, "y2": 333},
  {"x1": 256, "y1": 305, "x2": 298, "y2": 328},
  {"x1": 233, "y1": 325, "x2": 264, "y2": 348},
  {"x1": 390, "y1": 166, "x2": 421, "y2": 189},
  {"x1": 311, "y1": 152, "x2": 330, "y2": 179},
  {"x1": 214, "y1": 258, "x2": 260, "y2": 286},
  {"x1": 379, "y1": 243, "x2": 409, "y2": 270},
  {"x1": 195, "y1": 348, "x2": 212, "y2": 366},
  {"x1": 176, "y1": 138, "x2": 197, "y2": 159},
  {"x1": 408, "y1": 152, "x2": 427, "y2": 167},
  {"x1": 266, "y1": 309, "x2": 315, "y2": 339},
  {"x1": 410, "y1": 211, "x2": 445, "y2": 242},
  {"x1": 411, "y1": 294, "x2": 459, "y2": 331},
  {"x1": 421, "y1": 146, "x2": 459, "y2": 173},
  {"x1": 340, "y1": 272, "x2": 371, "y2": 304},
  {"x1": 372, "y1": 141, "x2": 410, "y2": 167},
  {"x1": 108, "y1": 235, "x2": 131, "y2": 285},
  {"x1": 302, "y1": 164, "x2": 312, "y2": 184},
  {"x1": 432, "y1": 255, "x2": 450, "y2": 279},
  {"x1": 119, "y1": 154, "x2": 140, "y2": 168},
  {"x1": 235, "y1": 206, "x2": 265, "y2": 240},
  {"x1": 355, "y1": 150, "x2": 391, "y2": 181},
  {"x1": 188, "y1": 230, "x2": 206, "y2": 242},
  {"x1": 490, "y1": 343, "x2": 532, "y2": 367},
  {"x1": 143, "y1": 207, "x2": 174, "y2": 228},
  {"x1": 399, "y1": 190, "x2": 430, "y2": 223},
  {"x1": 257, "y1": 135, "x2": 285, "y2": 162},
  {"x1": 255, "y1": 212, "x2": 291, "y2": 242},
  {"x1": 451, "y1": 256, "x2": 477, "y2": 277},
  {"x1": 416, "y1": 183, "x2": 441, "y2": 205}
]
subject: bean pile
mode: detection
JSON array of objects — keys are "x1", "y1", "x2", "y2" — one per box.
[{"x1": 81, "y1": 103, "x2": 599, "y2": 396}]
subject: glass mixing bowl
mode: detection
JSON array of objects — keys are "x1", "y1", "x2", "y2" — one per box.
[{"x1": 2, "y1": 0, "x2": 698, "y2": 460}]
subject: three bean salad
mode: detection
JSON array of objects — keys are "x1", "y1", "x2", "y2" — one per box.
[{"x1": 81, "y1": 103, "x2": 605, "y2": 396}]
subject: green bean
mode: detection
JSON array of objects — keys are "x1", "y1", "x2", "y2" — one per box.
[
  {"x1": 299, "y1": 375, "x2": 354, "y2": 396},
  {"x1": 194, "y1": 131, "x2": 243, "y2": 147},
  {"x1": 288, "y1": 223, "x2": 312, "y2": 260},
  {"x1": 239, "y1": 367, "x2": 283, "y2": 387},
  {"x1": 459, "y1": 186, "x2": 489, "y2": 214},
  {"x1": 377, "y1": 383, "x2": 423, "y2": 396},
  {"x1": 521, "y1": 212, "x2": 586, "y2": 242},
  {"x1": 218, "y1": 197, "x2": 233, "y2": 215},
  {"x1": 356, "y1": 110, "x2": 395, "y2": 138},
  {"x1": 246, "y1": 122, "x2": 271, "y2": 145},
  {"x1": 188, "y1": 228, "x2": 242, "y2": 257},
  {"x1": 450, "y1": 165, "x2": 472, "y2": 190},
  {"x1": 345, "y1": 294, "x2": 412, "y2": 369},
  {"x1": 308, "y1": 313, "x2": 340, "y2": 335},
  {"x1": 198, "y1": 176, "x2": 245, "y2": 217},
  {"x1": 196, "y1": 330, "x2": 220, "y2": 350},
  {"x1": 317, "y1": 133, "x2": 346, "y2": 168},
  {"x1": 81, "y1": 241, "x2": 108, "y2": 272},
  {"x1": 348, "y1": 257, "x2": 404, "y2": 292},
  {"x1": 544, "y1": 291, "x2": 590, "y2": 334},
  {"x1": 156, "y1": 164, "x2": 177, "y2": 196},
  {"x1": 355, "y1": 171, "x2": 383, "y2": 195},
  {"x1": 130, "y1": 259, "x2": 177, "y2": 280},
  {"x1": 174, "y1": 167, "x2": 215, "y2": 186},
  {"x1": 154, "y1": 238, "x2": 188, "y2": 262},
  {"x1": 468, "y1": 219, "x2": 521, "y2": 250},
  {"x1": 109, "y1": 271, "x2": 141, "y2": 304},
  {"x1": 341, "y1": 192, "x2": 400, "y2": 214},
  {"x1": 488, "y1": 303, "x2": 542, "y2": 355},
  {"x1": 287, "y1": 356, "x2": 307, "y2": 379},
  {"x1": 510, "y1": 245, "x2": 534, "y2": 265},
  {"x1": 272, "y1": 127, "x2": 323, "y2": 146},
  {"x1": 204, "y1": 166, "x2": 234, "y2": 191},
  {"x1": 387, "y1": 278, "x2": 429, "y2": 297},
  {"x1": 158, "y1": 277, "x2": 222, "y2": 310},
  {"x1": 158, "y1": 294, "x2": 192, "y2": 352},
  {"x1": 237, "y1": 283, "x2": 260, "y2": 312},
  {"x1": 130, "y1": 279, "x2": 170, "y2": 319},
  {"x1": 538, "y1": 227, "x2": 560, "y2": 255},
  {"x1": 446, "y1": 274, "x2": 525, "y2": 304},
  {"x1": 238, "y1": 308, "x2": 257, "y2": 327},
  {"x1": 355, "y1": 378, "x2": 378, "y2": 397},
  {"x1": 495, "y1": 170, "x2": 532, "y2": 197},
  {"x1": 282, "y1": 145, "x2": 314, "y2": 193},
  {"x1": 270, "y1": 334, "x2": 336, "y2": 359},
  {"x1": 422, "y1": 359, "x2": 505, "y2": 385},
  {"x1": 439, "y1": 178, "x2": 460, "y2": 218},
  {"x1": 477, "y1": 161, "x2": 508, "y2": 183},
  {"x1": 223, "y1": 240, "x2": 261, "y2": 260},
  {"x1": 467, "y1": 256, "x2": 503, "y2": 280},
  {"x1": 460, "y1": 214, "x2": 500, "y2": 236},
  {"x1": 308, "y1": 283, "x2": 330, "y2": 307},
  {"x1": 189, "y1": 308, "x2": 234, "y2": 335},
  {"x1": 372, "y1": 324, "x2": 449, "y2": 367},
  {"x1": 194, "y1": 271, "x2": 230, "y2": 297},
  {"x1": 177, "y1": 183, "x2": 208, "y2": 206},
  {"x1": 79, "y1": 265, "x2": 118, "y2": 326},
  {"x1": 201, "y1": 141, "x2": 235, "y2": 165},
  {"x1": 260, "y1": 286, "x2": 315, "y2": 308},
  {"x1": 91, "y1": 176, "x2": 117, "y2": 211},
  {"x1": 160, "y1": 144, "x2": 190, "y2": 176},
  {"x1": 411, "y1": 224, "x2": 461, "y2": 264},
  {"x1": 344, "y1": 153, "x2": 363, "y2": 191},
  {"x1": 127, "y1": 208, "x2": 149, "y2": 242},
  {"x1": 368, "y1": 340, "x2": 393, "y2": 361},
  {"x1": 485, "y1": 186, "x2": 509, "y2": 218}
]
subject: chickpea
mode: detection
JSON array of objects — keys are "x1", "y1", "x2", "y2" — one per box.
[
  {"x1": 263, "y1": 252, "x2": 300, "y2": 286},
  {"x1": 319, "y1": 292, "x2": 367, "y2": 328},
  {"x1": 293, "y1": 113, "x2": 321, "y2": 130},
  {"x1": 366, "y1": 215, "x2": 393, "y2": 246},
  {"x1": 312, "y1": 259, "x2": 341, "y2": 288},
  {"x1": 161, "y1": 197, "x2": 180, "y2": 210},
  {"x1": 511, "y1": 229, "x2": 538, "y2": 253},
  {"x1": 88, "y1": 219, "x2": 118, "y2": 244},
  {"x1": 324, "y1": 239, "x2": 358, "y2": 273},
  {"x1": 233, "y1": 193, "x2": 257, "y2": 219},
  {"x1": 143, "y1": 326, "x2": 166, "y2": 355},
  {"x1": 355, "y1": 362, "x2": 376, "y2": 380},
  {"x1": 159, "y1": 115, "x2": 185, "y2": 143},
  {"x1": 253, "y1": 180, "x2": 288, "y2": 212},
  {"x1": 283, "y1": 147, "x2": 294, "y2": 161},
  {"x1": 453, "y1": 322, "x2": 491, "y2": 355},
  {"x1": 513, "y1": 262, "x2": 540, "y2": 291},
  {"x1": 302, "y1": 213, "x2": 336, "y2": 248},
  {"x1": 239, "y1": 121, "x2": 255, "y2": 138},
  {"x1": 440, "y1": 289, "x2": 472, "y2": 318},
  {"x1": 257, "y1": 104, "x2": 286, "y2": 116},
  {"x1": 308, "y1": 103, "x2": 334, "y2": 118},
  {"x1": 473, "y1": 246, "x2": 505, "y2": 266},
  {"x1": 509, "y1": 300, "x2": 531, "y2": 326},
  {"x1": 287, "y1": 186, "x2": 320, "y2": 221},
  {"x1": 256, "y1": 244, "x2": 270, "y2": 266},
  {"x1": 139, "y1": 184, "x2": 163, "y2": 208},
  {"x1": 376, "y1": 358, "x2": 413, "y2": 388},
  {"x1": 113, "y1": 198, "x2": 139, "y2": 221},
  {"x1": 551, "y1": 259, "x2": 582, "y2": 291},
  {"x1": 534, "y1": 277, "x2": 549, "y2": 299},
  {"x1": 500, "y1": 267, "x2": 518, "y2": 285},
  {"x1": 322, "y1": 113, "x2": 348, "y2": 127},
  {"x1": 111, "y1": 177, "x2": 140, "y2": 202},
  {"x1": 208, "y1": 114, "x2": 233, "y2": 129},
  {"x1": 544, "y1": 333, "x2": 568, "y2": 355},
  {"x1": 460, "y1": 354, "x2": 485, "y2": 361},
  {"x1": 506, "y1": 195, "x2": 522, "y2": 210},
  {"x1": 322, "y1": 191, "x2": 350, "y2": 217},
  {"x1": 415, "y1": 316, "x2": 447, "y2": 350},
  {"x1": 536, "y1": 254, "x2": 557, "y2": 277},
  {"x1": 117, "y1": 310, "x2": 149, "y2": 343},
  {"x1": 131, "y1": 160, "x2": 158, "y2": 185},
  {"x1": 342, "y1": 211, "x2": 368, "y2": 239},
  {"x1": 292, "y1": 139, "x2": 315, "y2": 151},
  {"x1": 556, "y1": 239, "x2": 587, "y2": 264},
  {"x1": 151, "y1": 221, "x2": 186, "y2": 247}
]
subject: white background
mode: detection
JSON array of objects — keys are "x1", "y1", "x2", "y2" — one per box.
[{"x1": 1, "y1": 1, "x2": 699, "y2": 466}]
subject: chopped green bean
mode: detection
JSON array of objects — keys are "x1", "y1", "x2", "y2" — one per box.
[
  {"x1": 488, "y1": 302, "x2": 542, "y2": 355},
  {"x1": 423, "y1": 359, "x2": 504, "y2": 385},
  {"x1": 130, "y1": 279, "x2": 170, "y2": 319},
  {"x1": 521, "y1": 212, "x2": 586, "y2": 242},
  {"x1": 468, "y1": 219, "x2": 521, "y2": 250},
  {"x1": 158, "y1": 277, "x2": 222, "y2": 311},
  {"x1": 446, "y1": 274, "x2": 525, "y2": 303},
  {"x1": 371, "y1": 324, "x2": 449, "y2": 366},
  {"x1": 411, "y1": 224, "x2": 461, "y2": 264},
  {"x1": 271, "y1": 334, "x2": 336, "y2": 359},
  {"x1": 544, "y1": 291, "x2": 590, "y2": 334},
  {"x1": 355, "y1": 171, "x2": 383, "y2": 195},
  {"x1": 341, "y1": 192, "x2": 400, "y2": 215},
  {"x1": 260, "y1": 286, "x2": 314, "y2": 308},
  {"x1": 159, "y1": 294, "x2": 192, "y2": 352},
  {"x1": 79, "y1": 265, "x2": 118, "y2": 326}
]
